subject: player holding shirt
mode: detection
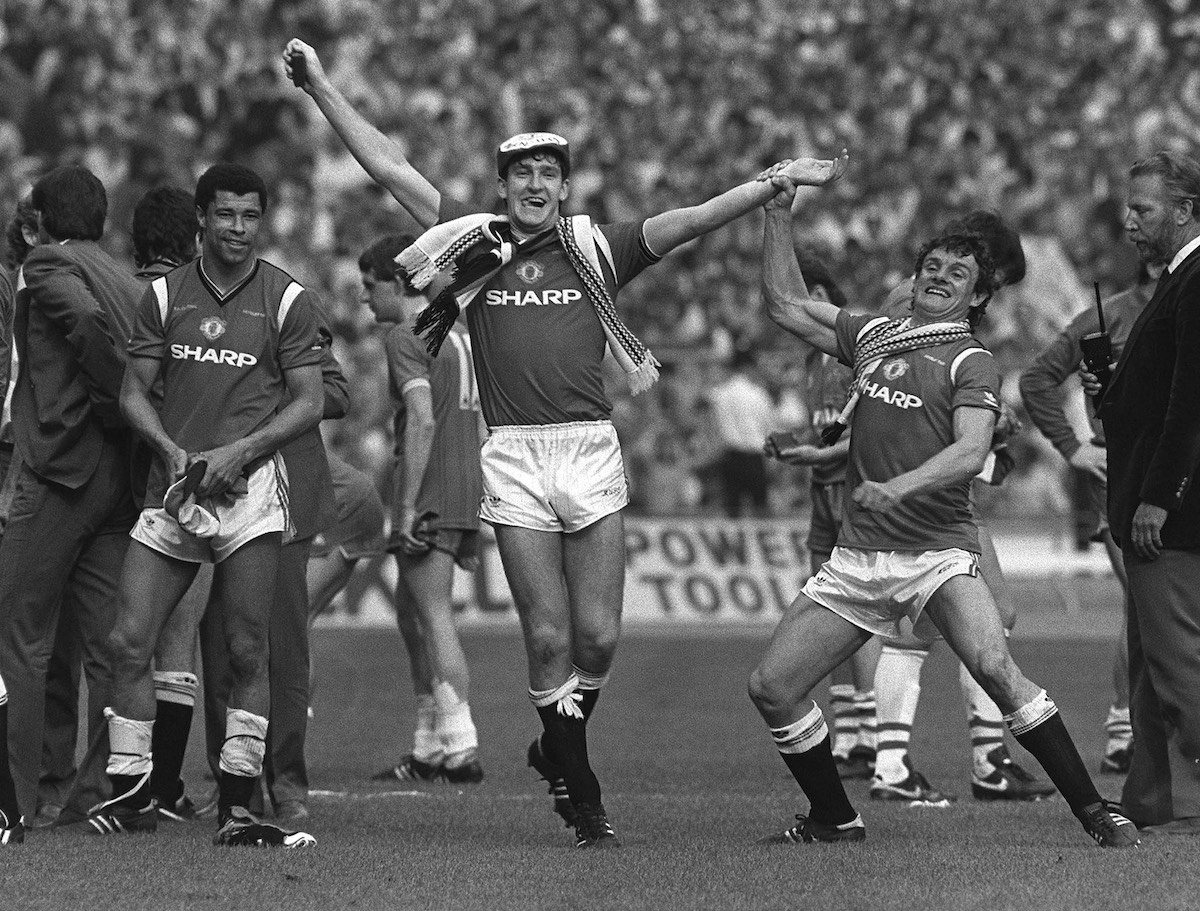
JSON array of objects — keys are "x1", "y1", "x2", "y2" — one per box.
[
  {"x1": 285, "y1": 38, "x2": 845, "y2": 848},
  {"x1": 355, "y1": 233, "x2": 485, "y2": 785},
  {"x1": 89, "y1": 164, "x2": 322, "y2": 848},
  {"x1": 750, "y1": 172, "x2": 1138, "y2": 848}
]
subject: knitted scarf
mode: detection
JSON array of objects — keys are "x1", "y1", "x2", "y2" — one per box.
[
  {"x1": 821, "y1": 317, "x2": 975, "y2": 445},
  {"x1": 397, "y1": 213, "x2": 660, "y2": 394}
]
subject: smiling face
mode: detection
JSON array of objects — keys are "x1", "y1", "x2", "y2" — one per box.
[
  {"x1": 199, "y1": 190, "x2": 261, "y2": 269},
  {"x1": 1125, "y1": 173, "x2": 1187, "y2": 266},
  {"x1": 911, "y1": 247, "x2": 983, "y2": 324},
  {"x1": 497, "y1": 151, "x2": 569, "y2": 237}
]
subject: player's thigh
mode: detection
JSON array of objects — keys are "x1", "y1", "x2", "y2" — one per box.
[
  {"x1": 493, "y1": 523, "x2": 570, "y2": 627},
  {"x1": 754, "y1": 594, "x2": 873, "y2": 703},
  {"x1": 113, "y1": 540, "x2": 199, "y2": 662},
  {"x1": 921, "y1": 573, "x2": 1013, "y2": 682},
  {"x1": 975, "y1": 521, "x2": 1016, "y2": 630},
  {"x1": 562, "y1": 511, "x2": 624, "y2": 642},
  {"x1": 214, "y1": 533, "x2": 281, "y2": 645}
]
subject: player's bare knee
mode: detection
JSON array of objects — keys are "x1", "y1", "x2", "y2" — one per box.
[
  {"x1": 107, "y1": 622, "x2": 153, "y2": 669},
  {"x1": 573, "y1": 625, "x2": 619, "y2": 669},
  {"x1": 748, "y1": 663, "x2": 793, "y2": 715},
  {"x1": 226, "y1": 632, "x2": 268, "y2": 681},
  {"x1": 971, "y1": 645, "x2": 1019, "y2": 700},
  {"x1": 525, "y1": 624, "x2": 569, "y2": 671}
]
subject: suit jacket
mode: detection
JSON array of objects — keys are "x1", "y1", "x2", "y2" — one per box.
[
  {"x1": 13, "y1": 240, "x2": 141, "y2": 489},
  {"x1": 1100, "y1": 247, "x2": 1200, "y2": 548}
]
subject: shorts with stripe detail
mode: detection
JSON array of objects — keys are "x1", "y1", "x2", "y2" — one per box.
[
  {"x1": 479, "y1": 421, "x2": 627, "y2": 533},
  {"x1": 131, "y1": 456, "x2": 287, "y2": 564},
  {"x1": 802, "y1": 545, "x2": 979, "y2": 638}
]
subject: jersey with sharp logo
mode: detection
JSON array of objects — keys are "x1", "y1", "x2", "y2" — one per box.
[
  {"x1": 835, "y1": 311, "x2": 1000, "y2": 553},
  {"x1": 387, "y1": 318, "x2": 483, "y2": 530},
  {"x1": 127, "y1": 257, "x2": 323, "y2": 506},
  {"x1": 439, "y1": 197, "x2": 660, "y2": 426}
]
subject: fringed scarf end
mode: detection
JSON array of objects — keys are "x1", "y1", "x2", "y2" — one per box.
[
  {"x1": 626, "y1": 352, "x2": 661, "y2": 396},
  {"x1": 413, "y1": 289, "x2": 460, "y2": 357}
]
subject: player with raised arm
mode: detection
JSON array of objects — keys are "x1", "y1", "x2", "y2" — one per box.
[
  {"x1": 285, "y1": 39, "x2": 844, "y2": 848},
  {"x1": 88, "y1": 164, "x2": 322, "y2": 848},
  {"x1": 750, "y1": 168, "x2": 1138, "y2": 849}
]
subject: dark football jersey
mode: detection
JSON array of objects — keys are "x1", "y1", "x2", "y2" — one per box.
[
  {"x1": 439, "y1": 197, "x2": 660, "y2": 426},
  {"x1": 834, "y1": 311, "x2": 1001, "y2": 553},
  {"x1": 388, "y1": 319, "x2": 482, "y2": 530},
  {"x1": 127, "y1": 258, "x2": 323, "y2": 505}
]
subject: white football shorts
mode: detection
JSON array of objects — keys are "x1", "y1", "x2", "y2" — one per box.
[
  {"x1": 132, "y1": 455, "x2": 288, "y2": 564},
  {"x1": 479, "y1": 420, "x2": 628, "y2": 533},
  {"x1": 801, "y1": 545, "x2": 980, "y2": 638}
]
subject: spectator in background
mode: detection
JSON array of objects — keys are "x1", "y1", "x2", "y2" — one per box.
[
  {"x1": 705, "y1": 349, "x2": 776, "y2": 518},
  {"x1": 1019, "y1": 262, "x2": 1159, "y2": 775},
  {"x1": 0, "y1": 165, "x2": 142, "y2": 830},
  {"x1": 1092, "y1": 151, "x2": 1200, "y2": 835}
]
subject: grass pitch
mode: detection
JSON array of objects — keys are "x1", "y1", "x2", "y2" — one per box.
[{"x1": 4, "y1": 582, "x2": 1194, "y2": 911}]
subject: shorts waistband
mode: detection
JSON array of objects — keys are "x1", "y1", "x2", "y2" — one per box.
[{"x1": 487, "y1": 420, "x2": 613, "y2": 439}]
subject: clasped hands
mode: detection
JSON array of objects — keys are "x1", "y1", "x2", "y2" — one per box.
[{"x1": 757, "y1": 149, "x2": 849, "y2": 208}]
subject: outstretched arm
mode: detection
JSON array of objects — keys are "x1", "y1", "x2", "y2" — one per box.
[
  {"x1": 643, "y1": 151, "x2": 848, "y2": 256},
  {"x1": 285, "y1": 39, "x2": 441, "y2": 229},
  {"x1": 760, "y1": 181, "x2": 841, "y2": 356}
]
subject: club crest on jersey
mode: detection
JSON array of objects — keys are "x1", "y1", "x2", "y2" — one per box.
[
  {"x1": 516, "y1": 261, "x2": 545, "y2": 284},
  {"x1": 883, "y1": 359, "x2": 908, "y2": 381},
  {"x1": 199, "y1": 317, "x2": 227, "y2": 341}
]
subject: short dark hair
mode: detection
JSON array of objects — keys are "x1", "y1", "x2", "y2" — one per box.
[
  {"x1": 4, "y1": 196, "x2": 38, "y2": 269},
  {"x1": 132, "y1": 186, "x2": 197, "y2": 268},
  {"x1": 795, "y1": 249, "x2": 848, "y2": 309},
  {"x1": 358, "y1": 233, "x2": 416, "y2": 282},
  {"x1": 31, "y1": 165, "x2": 107, "y2": 241},
  {"x1": 194, "y1": 163, "x2": 268, "y2": 214},
  {"x1": 1130, "y1": 150, "x2": 1200, "y2": 221},
  {"x1": 913, "y1": 230, "x2": 997, "y2": 329},
  {"x1": 944, "y1": 210, "x2": 1026, "y2": 288}
]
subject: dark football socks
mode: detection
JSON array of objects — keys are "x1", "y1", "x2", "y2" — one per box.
[
  {"x1": 771, "y1": 705, "x2": 858, "y2": 825},
  {"x1": 150, "y1": 699, "x2": 193, "y2": 806},
  {"x1": 536, "y1": 704, "x2": 602, "y2": 807},
  {"x1": 1005, "y1": 691, "x2": 1100, "y2": 811},
  {"x1": 218, "y1": 771, "x2": 257, "y2": 822}
]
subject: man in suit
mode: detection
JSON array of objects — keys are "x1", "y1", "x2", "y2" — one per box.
[
  {"x1": 1095, "y1": 150, "x2": 1200, "y2": 835},
  {"x1": 0, "y1": 165, "x2": 142, "y2": 825}
]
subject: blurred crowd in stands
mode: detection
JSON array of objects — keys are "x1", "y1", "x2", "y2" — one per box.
[{"x1": 2, "y1": 0, "x2": 1198, "y2": 523}]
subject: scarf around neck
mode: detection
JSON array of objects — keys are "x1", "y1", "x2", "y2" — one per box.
[
  {"x1": 821, "y1": 316, "x2": 975, "y2": 445},
  {"x1": 396, "y1": 213, "x2": 660, "y2": 394}
]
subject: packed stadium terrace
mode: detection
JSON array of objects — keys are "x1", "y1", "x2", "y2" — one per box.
[{"x1": 0, "y1": 0, "x2": 1191, "y2": 518}]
